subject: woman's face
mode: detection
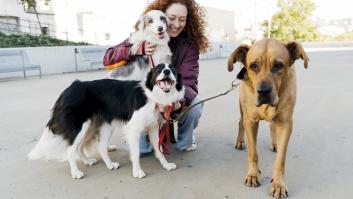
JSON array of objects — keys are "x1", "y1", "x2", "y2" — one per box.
[{"x1": 165, "y1": 3, "x2": 187, "y2": 38}]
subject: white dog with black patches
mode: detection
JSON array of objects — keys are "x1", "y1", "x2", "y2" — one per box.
[
  {"x1": 110, "y1": 10, "x2": 172, "y2": 80},
  {"x1": 29, "y1": 64, "x2": 184, "y2": 179}
]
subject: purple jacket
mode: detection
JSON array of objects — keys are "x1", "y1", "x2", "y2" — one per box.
[{"x1": 103, "y1": 39, "x2": 200, "y2": 106}]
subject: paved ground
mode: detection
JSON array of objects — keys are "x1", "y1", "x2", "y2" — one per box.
[{"x1": 1, "y1": 51, "x2": 353, "y2": 199}]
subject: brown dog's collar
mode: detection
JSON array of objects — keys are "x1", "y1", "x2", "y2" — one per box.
[{"x1": 237, "y1": 67, "x2": 249, "y2": 80}]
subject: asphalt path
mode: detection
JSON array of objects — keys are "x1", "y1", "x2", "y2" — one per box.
[{"x1": 0, "y1": 50, "x2": 352, "y2": 199}]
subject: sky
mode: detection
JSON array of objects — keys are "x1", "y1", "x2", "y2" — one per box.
[
  {"x1": 79, "y1": 0, "x2": 353, "y2": 23},
  {"x1": 97, "y1": 0, "x2": 352, "y2": 28},
  {"x1": 197, "y1": 0, "x2": 353, "y2": 21},
  {"x1": 71, "y1": 0, "x2": 353, "y2": 43}
]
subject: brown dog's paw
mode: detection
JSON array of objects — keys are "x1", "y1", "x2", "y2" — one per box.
[
  {"x1": 245, "y1": 175, "x2": 261, "y2": 187},
  {"x1": 269, "y1": 179, "x2": 288, "y2": 198},
  {"x1": 235, "y1": 141, "x2": 246, "y2": 150}
]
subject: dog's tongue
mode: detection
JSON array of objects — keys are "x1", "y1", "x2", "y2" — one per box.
[{"x1": 159, "y1": 80, "x2": 172, "y2": 91}]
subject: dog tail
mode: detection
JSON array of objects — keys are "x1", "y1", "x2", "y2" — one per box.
[{"x1": 28, "y1": 127, "x2": 69, "y2": 162}]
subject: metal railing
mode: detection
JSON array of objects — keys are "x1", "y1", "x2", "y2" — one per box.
[
  {"x1": 200, "y1": 42, "x2": 238, "y2": 60},
  {"x1": 0, "y1": 18, "x2": 81, "y2": 41}
]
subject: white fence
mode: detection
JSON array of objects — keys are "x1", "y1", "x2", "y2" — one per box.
[{"x1": 1, "y1": 41, "x2": 353, "y2": 79}]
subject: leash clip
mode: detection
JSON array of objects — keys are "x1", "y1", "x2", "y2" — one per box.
[{"x1": 231, "y1": 79, "x2": 240, "y2": 89}]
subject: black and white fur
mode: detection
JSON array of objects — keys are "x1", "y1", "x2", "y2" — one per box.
[
  {"x1": 29, "y1": 64, "x2": 184, "y2": 179},
  {"x1": 110, "y1": 10, "x2": 172, "y2": 80}
]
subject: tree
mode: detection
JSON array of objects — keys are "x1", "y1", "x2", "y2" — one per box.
[
  {"x1": 20, "y1": 0, "x2": 50, "y2": 35},
  {"x1": 262, "y1": 0, "x2": 319, "y2": 42}
]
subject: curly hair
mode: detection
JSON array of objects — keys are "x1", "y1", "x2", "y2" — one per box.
[{"x1": 144, "y1": 0, "x2": 209, "y2": 53}]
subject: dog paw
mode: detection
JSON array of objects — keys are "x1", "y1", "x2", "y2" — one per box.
[
  {"x1": 108, "y1": 145, "x2": 118, "y2": 152},
  {"x1": 162, "y1": 162, "x2": 177, "y2": 171},
  {"x1": 84, "y1": 158, "x2": 97, "y2": 166},
  {"x1": 245, "y1": 175, "x2": 261, "y2": 187},
  {"x1": 106, "y1": 162, "x2": 120, "y2": 170},
  {"x1": 269, "y1": 180, "x2": 288, "y2": 198},
  {"x1": 235, "y1": 141, "x2": 246, "y2": 150},
  {"x1": 133, "y1": 169, "x2": 146, "y2": 179},
  {"x1": 71, "y1": 169, "x2": 85, "y2": 179}
]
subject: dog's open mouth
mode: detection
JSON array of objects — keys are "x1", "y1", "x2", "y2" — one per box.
[
  {"x1": 156, "y1": 78, "x2": 174, "y2": 93},
  {"x1": 157, "y1": 32, "x2": 165, "y2": 39}
]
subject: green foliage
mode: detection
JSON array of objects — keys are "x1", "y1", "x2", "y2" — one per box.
[
  {"x1": 333, "y1": 31, "x2": 353, "y2": 41},
  {"x1": 20, "y1": 0, "x2": 38, "y2": 9},
  {"x1": 0, "y1": 32, "x2": 90, "y2": 48},
  {"x1": 20, "y1": 0, "x2": 50, "y2": 8},
  {"x1": 262, "y1": 0, "x2": 319, "y2": 42}
]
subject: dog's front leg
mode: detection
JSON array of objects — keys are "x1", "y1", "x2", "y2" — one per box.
[
  {"x1": 269, "y1": 120, "x2": 292, "y2": 198},
  {"x1": 126, "y1": 128, "x2": 146, "y2": 179},
  {"x1": 243, "y1": 118, "x2": 261, "y2": 187},
  {"x1": 148, "y1": 126, "x2": 176, "y2": 171}
]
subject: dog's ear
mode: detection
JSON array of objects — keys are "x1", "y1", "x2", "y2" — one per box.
[
  {"x1": 165, "y1": 15, "x2": 170, "y2": 24},
  {"x1": 134, "y1": 15, "x2": 146, "y2": 31},
  {"x1": 228, "y1": 45, "x2": 249, "y2": 72},
  {"x1": 176, "y1": 73, "x2": 183, "y2": 91},
  {"x1": 145, "y1": 69, "x2": 154, "y2": 91},
  {"x1": 286, "y1": 41, "x2": 309, "y2": 68}
]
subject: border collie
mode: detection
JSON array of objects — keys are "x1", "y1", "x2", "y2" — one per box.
[
  {"x1": 29, "y1": 64, "x2": 184, "y2": 179},
  {"x1": 110, "y1": 10, "x2": 172, "y2": 80}
]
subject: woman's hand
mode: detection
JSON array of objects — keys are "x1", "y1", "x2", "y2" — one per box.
[
  {"x1": 136, "y1": 41, "x2": 157, "y2": 55},
  {"x1": 144, "y1": 42, "x2": 157, "y2": 55},
  {"x1": 173, "y1": 101, "x2": 182, "y2": 111}
]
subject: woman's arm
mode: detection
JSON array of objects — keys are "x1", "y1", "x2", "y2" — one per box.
[
  {"x1": 178, "y1": 43, "x2": 200, "y2": 106},
  {"x1": 103, "y1": 38, "x2": 158, "y2": 67},
  {"x1": 103, "y1": 39, "x2": 132, "y2": 66}
]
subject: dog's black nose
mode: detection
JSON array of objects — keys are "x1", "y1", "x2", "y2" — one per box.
[
  {"x1": 163, "y1": 69, "x2": 170, "y2": 75},
  {"x1": 257, "y1": 83, "x2": 272, "y2": 95},
  {"x1": 158, "y1": 26, "x2": 163, "y2": 32}
]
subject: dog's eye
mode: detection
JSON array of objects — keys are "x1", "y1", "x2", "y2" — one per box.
[
  {"x1": 272, "y1": 62, "x2": 284, "y2": 72},
  {"x1": 148, "y1": 19, "x2": 153, "y2": 24},
  {"x1": 249, "y1": 63, "x2": 258, "y2": 71},
  {"x1": 161, "y1": 16, "x2": 166, "y2": 21}
]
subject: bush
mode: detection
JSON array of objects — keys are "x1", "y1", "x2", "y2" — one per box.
[{"x1": 0, "y1": 32, "x2": 90, "y2": 48}]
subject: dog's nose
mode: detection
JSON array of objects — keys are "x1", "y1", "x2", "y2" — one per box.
[
  {"x1": 158, "y1": 26, "x2": 163, "y2": 32},
  {"x1": 257, "y1": 83, "x2": 272, "y2": 95},
  {"x1": 163, "y1": 69, "x2": 170, "y2": 75}
]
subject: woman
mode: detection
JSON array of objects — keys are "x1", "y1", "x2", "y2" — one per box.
[{"x1": 103, "y1": 0, "x2": 209, "y2": 152}]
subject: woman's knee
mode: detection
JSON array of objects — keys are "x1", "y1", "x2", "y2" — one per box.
[{"x1": 182, "y1": 101, "x2": 203, "y2": 122}]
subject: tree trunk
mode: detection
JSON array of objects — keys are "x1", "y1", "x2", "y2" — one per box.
[{"x1": 33, "y1": 6, "x2": 43, "y2": 35}]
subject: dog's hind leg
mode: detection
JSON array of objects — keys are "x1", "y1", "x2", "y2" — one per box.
[
  {"x1": 108, "y1": 145, "x2": 118, "y2": 152},
  {"x1": 97, "y1": 123, "x2": 119, "y2": 170},
  {"x1": 78, "y1": 126, "x2": 98, "y2": 166},
  {"x1": 235, "y1": 103, "x2": 246, "y2": 150},
  {"x1": 235, "y1": 118, "x2": 246, "y2": 150},
  {"x1": 270, "y1": 122, "x2": 277, "y2": 152},
  {"x1": 67, "y1": 120, "x2": 91, "y2": 179},
  {"x1": 148, "y1": 126, "x2": 176, "y2": 171}
]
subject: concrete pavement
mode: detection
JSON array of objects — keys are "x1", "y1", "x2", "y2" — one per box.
[{"x1": 1, "y1": 51, "x2": 353, "y2": 199}]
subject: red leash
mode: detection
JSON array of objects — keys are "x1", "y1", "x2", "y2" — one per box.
[
  {"x1": 158, "y1": 105, "x2": 173, "y2": 155},
  {"x1": 148, "y1": 55, "x2": 155, "y2": 68}
]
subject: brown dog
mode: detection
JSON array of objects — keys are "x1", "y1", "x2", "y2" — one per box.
[{"x1": 227, "y1": 38, "x2": 308, "y2": 198}]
